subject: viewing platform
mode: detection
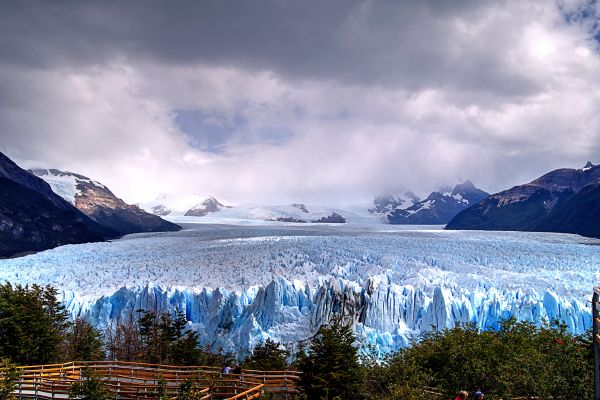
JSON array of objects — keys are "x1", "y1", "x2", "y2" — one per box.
[{"x1": 6, "y1": 361, "x2": 301, "y2": 399}]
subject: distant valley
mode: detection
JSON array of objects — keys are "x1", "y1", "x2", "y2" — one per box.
[{"x1": 2, "y1": 148, "x2": 600, "y2": 259}]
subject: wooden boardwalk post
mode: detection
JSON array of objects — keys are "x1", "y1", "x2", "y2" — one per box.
[{"x1": 593, "y1": 287, "x2": 600, "y2": 400}]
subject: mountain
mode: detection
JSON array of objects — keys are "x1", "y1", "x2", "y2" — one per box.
[
  {"x1": 202, "y1": 204, "x2": 352, "y2": 223},
  {"x1": 150, "y1": 204, "x2": 171, "y2": 216},
  {"x1": 142, "y1": 194, "x2": 219, "y2": 216},
  {"x1": 31, "y1": 169, "x2": 181, "y2": 235},
  {"x1": 0, "y1": 152, "x2": 110, "y2": 257},
  {"x1": 181, "y1": 200, "x2": 347, "y2": 223},
  {"x1": 387, "y1": 180, "x2": 489, "y2": 224},
  {"x1": 184, "y1": 196, "x2": 230, "y2": 217},
  {"x1": 369, "y1": 191, "x2": 421, "y2": 215},
  {"x1": 446, "y1": 162, "x2": 600, "y2": 237}
]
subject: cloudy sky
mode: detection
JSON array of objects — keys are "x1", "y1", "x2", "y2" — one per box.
[{"x1": 1, "y1": 0, "x2": 599, "y2": 205}]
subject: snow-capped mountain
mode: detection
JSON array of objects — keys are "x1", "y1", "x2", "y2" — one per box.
[
  {"x1": 142, "y1": 193, "x2": 214, "y2": 216},
  {"x1": 0, "y1": 152, "x2": 109, "y2": 257},
  {"x1": 447, "y1": 162, "x2": 600, "y2": 238},
  {"x1": 30, "y1": 169, "x2": 180, "y2": 235},
  {"x1": 369, "y1": 191, "x2": 421, "y2": 214},
  {"x1": 168, "y1": 203, "x2": 369, "y2": 224},
  {"x1": 184, "y1": 196, "x2": 230, "y2": 217},
  {"x1": 143, "y1": 196, "x2": 377, "y2": 224},
  {"x1": 150, "y1": 204, "x2": 171, "y2": 216},
  {"x1": 387, "y1": 180, "x2": 488, "y2": 224}
]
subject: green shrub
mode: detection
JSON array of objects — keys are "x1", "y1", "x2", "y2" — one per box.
[
  {"x1": 69, "y1": 368, "x2": 113, "y2": 400},
  {"x1": 364, "y1": 318, "x2": 593, "y2": 399},
  {"x1": 0, "y1": 358, "x2": 19, "y2": 400}
]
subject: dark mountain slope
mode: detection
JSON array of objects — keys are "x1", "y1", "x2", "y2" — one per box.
[
  {"x1": 0, "y1": 150, "x2": 117, "y2": 257},
  {"x1": 447, "y1": 163, "x2": 600, "y2": 238},
  {"x1": 533, "y1": 180, "x2": 600, "y2": 238}
]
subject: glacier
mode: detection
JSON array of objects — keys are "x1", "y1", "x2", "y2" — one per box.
[{"x1": 0, "y1": 224, "x2": 598, "y2": 358}]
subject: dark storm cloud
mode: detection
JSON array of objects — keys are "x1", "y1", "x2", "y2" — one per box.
[
  {"x1": 0, "y1": 0, "x2": 599, "y2": 204},
  {"x1": 0, "y1": 0, "x2": 537, "y2": 94}
]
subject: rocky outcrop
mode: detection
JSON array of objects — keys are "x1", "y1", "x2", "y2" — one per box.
[
  {"x1": 292, "y1": 203, "x2": 309, "y2": 213},
  {"x1": 312, "y1": 213, "x2": 346, "y2": 223},
  {"x1": 276, "y1": 217, "x2": 307, "y2": 223}
]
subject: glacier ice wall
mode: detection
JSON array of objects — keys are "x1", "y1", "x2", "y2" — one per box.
[
  {"x1": 1, "y1": 225, "x2": 598, "y2": 358},
  {"x1": 62, "y1": 277, "x2": 591, "y2": 358}
]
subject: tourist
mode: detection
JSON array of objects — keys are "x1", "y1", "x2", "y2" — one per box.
[{"x1": 454, "y1": 390, "x2": 469, "y2": 400}]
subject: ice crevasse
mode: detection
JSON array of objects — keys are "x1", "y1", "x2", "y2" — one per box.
[{"x1": 2, "y1": 227, "x2": 596, "y2": 358}]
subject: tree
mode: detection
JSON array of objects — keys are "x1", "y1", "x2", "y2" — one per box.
[
  {"x1": 0, "y1": 283, "x2": 69, "y2": 364},
  {"x1": 69, "y1": 368, "x2": 113, "y2": 400},
  {"x1": 105, "y1": 307, "x2": 234, "y2": 367},
  {"x1": 138, "y1": 308, "x2": 188, "y2": 364},
  {"x1": 171, "y1": 331, "x2": 205, "y2": 366},
  {"x1": 105, "y1": 312, "x2": 143, "y2": 361},
  {"x1": 60, "y1": 318, "x2": 105, "y2": 361},
  {"x1": 298, "y1": 319, "x2": 362, "y2": 400},
  {"x1": 243, "y1": 338, "x2": 289, "y2": 371},
  {"x1": 192, "y1": 344, "x2": 236, "y2": 368}
]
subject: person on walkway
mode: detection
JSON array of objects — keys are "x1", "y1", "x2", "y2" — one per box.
[
  {"x1": 473, "y1": 390, "x2": 484, "y2": 399},
  {"x1": 454, "y1": 390, "x2": 469, "y2": 400}
]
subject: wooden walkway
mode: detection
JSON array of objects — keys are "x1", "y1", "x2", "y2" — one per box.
[{"x1": 8, "y1": 361, "x2": 301, "y2": 399}]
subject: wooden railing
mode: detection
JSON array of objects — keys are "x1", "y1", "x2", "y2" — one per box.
[{"x1": 5, "y1": 361, "x2": 300, "y2": 399}]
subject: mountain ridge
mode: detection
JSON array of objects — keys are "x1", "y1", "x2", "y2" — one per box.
[
  {"x1": 447, "y1": 162, "x2": 600, "y2": 238},
  {"x1": 31, "y1": 168, "x2": 181, "y2": 235},
  {"x1": 377, "y1": 180, "x2": 489, "y2": 224}
]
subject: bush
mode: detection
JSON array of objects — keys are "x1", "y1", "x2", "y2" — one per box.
[
  {"x1": 364, "y1": 319, "x2": 593, "y2": 399},
  {"x1": 69, "y1": 368, "x2": 113, "y2": 400},
  {"x1": 0, "y1": 358, "x2": 19, "y2": 400},
  {"x1": 177, "y1": 379, "x2": 209, "y2": 400}
]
